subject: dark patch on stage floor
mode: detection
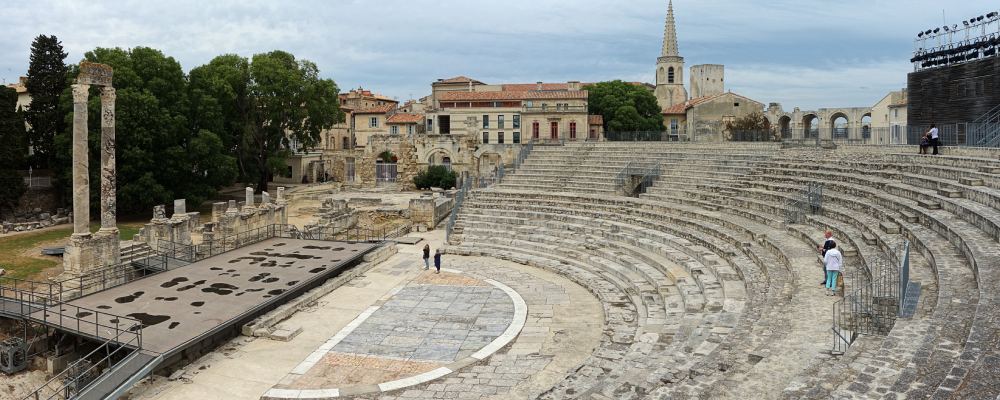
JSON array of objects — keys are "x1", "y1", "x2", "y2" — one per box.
[{"x1": 35, "y1": 239, "x2": 376, "y2": 355}]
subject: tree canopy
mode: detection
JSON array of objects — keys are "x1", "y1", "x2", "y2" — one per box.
[
  {"x1": 584, "y1": 81, "x2": 664, "y2": 132},
  {"x1": 55, "y1": 47, "x2": 237, "y2": 215},
  {"x1": 191, "y1": 51, "x2": 344, "y2": 193},
  {"x1": 24, "y1": 34, "x2": 69, "y2": 169},
  {"x1": 0, "y1": 87, "x2": 28, "y2": 216}
]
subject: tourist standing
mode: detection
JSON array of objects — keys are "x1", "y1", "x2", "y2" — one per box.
[
  {"x1": 422, "y1": 244, "x2": 430, "y2": 270},
  {"x1": 824, "y1": 242, "x2": 843, "y2": 296},
  {"x1": 433, "y1": 249, "x2": 442, "y2": 274},
  {"x1": 818, "y1": 230, "x2": 836, "y2": 286},
  {"x1": 927, "y1": 124, "x2": 940, "y2": 155}
]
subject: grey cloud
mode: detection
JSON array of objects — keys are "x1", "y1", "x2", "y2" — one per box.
[{"x1": 2, "y1": 0, "x2": 999, "y2": 109}]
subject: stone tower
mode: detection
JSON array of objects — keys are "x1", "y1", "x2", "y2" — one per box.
[
  {"x1": 655, "y1": 0, "x2": 687, "y2": 111},
  {"x1": 690, "y1": 64, "x2": 725, "y2": 99}
]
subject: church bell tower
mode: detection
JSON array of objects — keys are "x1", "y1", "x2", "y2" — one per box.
[{"x1": 655, "y1": 0, "x2": 688, "y2": 111}]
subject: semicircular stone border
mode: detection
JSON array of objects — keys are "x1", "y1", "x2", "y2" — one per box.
[{"x1": 262, "y1": 268, "x2": 528, "y2": 399}]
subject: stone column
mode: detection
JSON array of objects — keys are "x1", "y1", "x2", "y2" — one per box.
[
  {"x1": 99, "y1": 87, "x2": 117, "y2": 233},
  {"x1": 71, "y1": 83, "x2": 90, "y2": 236},
  {"x1": 245, "y1": 187, "x2": 254, "y2": 208}
]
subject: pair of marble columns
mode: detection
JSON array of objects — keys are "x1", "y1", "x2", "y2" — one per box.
[{"x1": 71, "y1": 83, "x2": 117, "y2": 237}]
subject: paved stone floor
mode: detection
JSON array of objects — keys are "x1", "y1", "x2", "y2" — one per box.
[
  {"x1": 266, "y1": 271, "x2": 520, "y2": 396},
  {"x1": 131, "y1": 230, "x2": 604, "y2": 400}
]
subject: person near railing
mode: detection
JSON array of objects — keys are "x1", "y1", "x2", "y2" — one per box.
[
  {"x1": 919, "y1": 131, "x2": 930, "y2": 154},
  {"x1": 818, "y1": 230, "x2": 836, "y2": 286},
  {"x1": 927, "y1": 124, "x2": 940, "y2": 155},
  {"x1": 824, "y1": 241, "x2": 844, "y2": 296}
]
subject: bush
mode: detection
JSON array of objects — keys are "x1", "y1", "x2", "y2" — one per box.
[{"x1": 414, "y1": 165, "x2": 457, "y2": 190}]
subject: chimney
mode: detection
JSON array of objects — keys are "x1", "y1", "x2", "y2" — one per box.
[
  {"x1": 568, "y1": 81, "x2": 580, "y2": 91},
  {"x1": 536, "y1": 81, "x2": 543, "y2": 90}
]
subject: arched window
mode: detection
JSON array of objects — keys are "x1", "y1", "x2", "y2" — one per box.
[{"x1": 668, "y1": 67, "x2": 675, "y2": 84}]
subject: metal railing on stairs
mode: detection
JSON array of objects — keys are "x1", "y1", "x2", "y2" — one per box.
[
  {"x1": 831, "y1": 240, "x2": 910, "y2": 354},
  {"x1": 512, "y1": 142, "x2": 534, "y2": 172},
  {"x1": 445, "y1": 178, "x2": 472, "y2": 242},
  {"x1": 23, "y1": 326, "x2": 142, "y2": 400},
  {"x1": 972, "y1": 103, "x2": 1000, "y2": 147},
  {"x1": 614, "y1": 161, "x2": 664, "y2": 196}
]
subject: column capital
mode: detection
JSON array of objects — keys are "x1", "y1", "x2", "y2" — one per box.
[
  {"x1": 100, "y1": 86, "x2": 116, "y2": 100},
  {"x1": 72, "y1": 83, "x2": 90, "y2": 103}
]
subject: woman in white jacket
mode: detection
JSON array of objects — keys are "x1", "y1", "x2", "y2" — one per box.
[{"x1": 824, "y1": 242, "x2": 843, "y2": 296}]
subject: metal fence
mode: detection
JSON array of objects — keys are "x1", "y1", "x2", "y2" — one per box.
[
  {"x1": 445, "y1": 178, "x2": 472, "y2": 241},
  {"x1": 831, "y1": 240, "x2": 910, "y2": 354},
  {"x1": 783, "y1": 183, "x2": 823, "y2": 223},
  {"x1": 605, "y1": 131, "x2": 683, "y2": 142},
  {"x1": 376, "y1": 162, "x2": 398, "y2": 185},
  {"x1": 24, "y1": 325, "x2": 142, "y2": 400},
  {"x1": 613, "y1": 161, "x2": 663, "y2": 196}
]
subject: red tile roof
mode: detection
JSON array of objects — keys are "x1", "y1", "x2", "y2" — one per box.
[
  {"x1": 501, "y1": 83, "x2": 574, "y2": 91},
  {"x1": 437, "y1": 76, "x2": 484, "y2": 84},
  {"x1": 662, "y1": 92, "x2": 754, "y2": 115},
  {"x1": 352, "y1": 104, "x2": 395, "y2": 114},
  {"x1": 588, "y1": 115, "x2": 604, "y2": 125},
  {"x1": 438, "y1": 90, "x2": 588, "y2": 101},
  {"x1": 386, "y1": 113, "x2": 423, "y2": 124}
]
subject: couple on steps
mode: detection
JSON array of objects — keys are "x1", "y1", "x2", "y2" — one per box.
[{"x1": 819, "y1": 230, "x2": 843, "y2": 296}]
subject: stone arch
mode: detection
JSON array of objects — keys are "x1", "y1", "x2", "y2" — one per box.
[
  {"x1": 829, "y1": 112, "x2": 849, "y2": 140},
  {"x1": 861, "y1": 113, "x2": 873, "y2": 139},
  {"x1": 778, "y1": 115, "x2": 792, "y2": 139},
  {"x1": 426, "y1": 148, "x2": 452, "y2": 168},
  {"x1": 802, "y1": 114, "x2": 819, "y2": 139}
]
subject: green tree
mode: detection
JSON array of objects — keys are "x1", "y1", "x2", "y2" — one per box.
[
  {"x1": 413, "y1": 166, "x2": 457, "y2": 190},
  {"x1": 584, "y1": 80, "x2": 664, "y2": 132},
  {"x1": 0, "y1": 87, "x2": 28, "y2": 216},
  {"x1": 55, "y1": 47, "x2": 237, "y2": 215},
  {"x1": 24, "y1": 35, "x2": 69, "y2": 170},
  {"x1": 192, "y1": 51, "x2": 344, "y2": 193}
]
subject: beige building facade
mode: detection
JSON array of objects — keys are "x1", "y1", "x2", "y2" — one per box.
[{"x1": 870, "y1": 89, "x2": 907, "y2": 144}]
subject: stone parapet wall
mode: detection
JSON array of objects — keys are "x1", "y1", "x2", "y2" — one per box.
[{"x1": 408, "y1": 194, "x2": 454, "y2": 230}]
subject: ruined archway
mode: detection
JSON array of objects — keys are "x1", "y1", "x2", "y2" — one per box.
[
  {"x1": 779, "y1": 116, "x2": 792, "y2": 139},
  {"x1": 802, "y1": 114, "x2": 819, "y2": 139},
  {"x1": 830, "y1": 113, "x2": 849, "y2": 140},
  {"x1": 861, "y1": 114, "x2": 872, "y2": 140}
]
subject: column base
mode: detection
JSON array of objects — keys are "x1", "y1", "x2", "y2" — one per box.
[{"x1": 62, "y1": 230, "x2": 121, "y2": 277}]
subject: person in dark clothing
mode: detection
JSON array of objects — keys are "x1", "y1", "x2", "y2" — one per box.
[
  {"x1": 433, "y1": 249, "x2": 442, "y2": 274},
  {"x1": 422, "y1": 244, "x2": 430, "y2": 270},
  {"x1": 818, "y1": 230, "x2": 836, "y2": 286}
]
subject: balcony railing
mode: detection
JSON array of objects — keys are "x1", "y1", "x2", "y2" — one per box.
[{"x1": 522, "y1": 105, "x2": 588, "y2": 113}]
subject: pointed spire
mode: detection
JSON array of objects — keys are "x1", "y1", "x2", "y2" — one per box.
[{"x1": 661, "y1": 0, "x2": 679, "y2": 57}]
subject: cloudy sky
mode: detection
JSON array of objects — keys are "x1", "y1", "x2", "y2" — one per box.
[{"x1": 3, "y1": 0, "x2": 998, "y2": 109}]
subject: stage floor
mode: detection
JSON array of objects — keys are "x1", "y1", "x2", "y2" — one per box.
[{"x1": 37, "y1": 239, "x2": 376, "y2": 355}]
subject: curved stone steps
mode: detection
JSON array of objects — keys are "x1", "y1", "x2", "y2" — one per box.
[{"x1": 740, "y1": 170, "x2": 984, "y2": 397}]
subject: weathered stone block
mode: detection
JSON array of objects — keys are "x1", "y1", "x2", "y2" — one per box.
[
  {"x1": 917, "y1": 199, "x2": 941, "y2": 210},
  {"x1": 959, "y1": 177, "x2": 984, "y2": 186}
]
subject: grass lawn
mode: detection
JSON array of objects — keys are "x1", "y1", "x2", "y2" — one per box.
[{"x1": 0, "y1": 222, "x2": 144, "y2": 280}]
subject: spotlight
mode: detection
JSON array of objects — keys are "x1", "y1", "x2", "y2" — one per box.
[
  {"x1": 934, "y1": 28, "x2": 940, "y2": 33},
  {"x1": 926, "y1": 29, "x2": 934, "y2": 35},
  {"x1": 964, "y1": 21, "x2": 970, "y2": 27},
  {"x1": 953, "y1": 24, "x2": 958, "y2": 30},
  {"x1": 944, "y1": 26, "x2": 950, "y2": 32},
  {"x1": 977, "y1": 15, "x2": 985, "y2": 22},
  {"x1": 918, "y1": 32, "x2": 925, "y2": 38},
  {"x1": 988, "y1": 12, "x2": 999, "y2": 19},
  {"x1": 971, "y1": 18, "x2": 978, "y2": 24}
]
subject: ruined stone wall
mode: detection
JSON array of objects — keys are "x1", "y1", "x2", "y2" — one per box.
[{"x1": 408, "y1": 195, "x2": 454, "y2": 230}]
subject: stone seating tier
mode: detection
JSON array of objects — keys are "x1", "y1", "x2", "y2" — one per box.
[{"x1": 453, "y1": 189, "x2": 806, "y2": 396}]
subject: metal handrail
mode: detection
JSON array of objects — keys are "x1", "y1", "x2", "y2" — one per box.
[
  {"x1": 445, "y1": 179, "x2": 472, "y2": 241},
  {"x1": 830, "y1": 240, "x2": 909, "y2": 353},
  {"x1": 23, "y1": 323, "x2": 142, "y2": 400}
]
